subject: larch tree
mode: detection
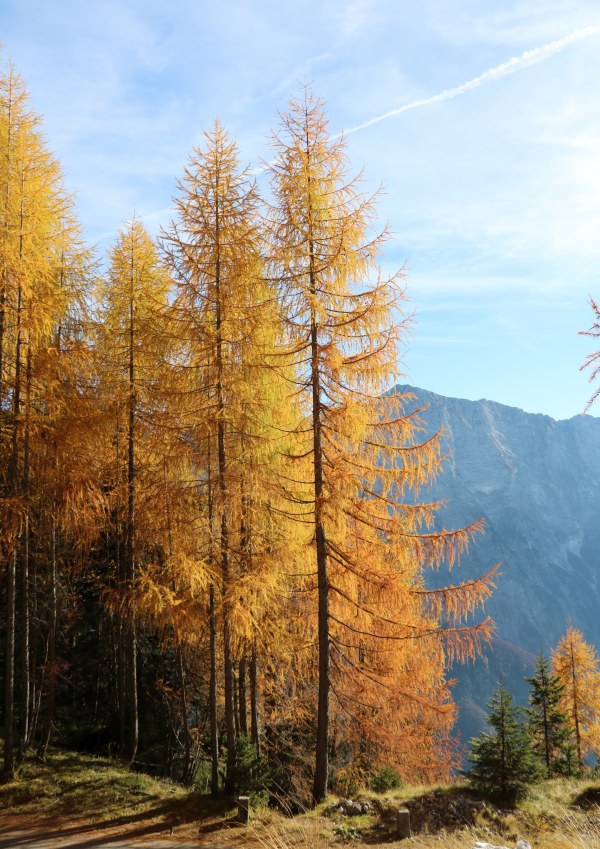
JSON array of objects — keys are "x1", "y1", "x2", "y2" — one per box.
[
  {"x1": 552, "y1": 626, "x2": 600, "y2": 766},
  {"x1": 162, "y1": 121, "x2": 292, "y2": 793},
  {"x1": 0, "y1": 63, "x2": 79, "y2": 777},
  {"x1": 580, "y1": 297, "x2": 600, "y2": 411},
  {"x1": 267, "y1": 88, "x2": 496, "y2": 802},
  {"x1": 96, "y1": 217, "x2": 172, "y2": 764},
  {"x1": 29, "y1": 211, "x2": 99, "y2": 761}
]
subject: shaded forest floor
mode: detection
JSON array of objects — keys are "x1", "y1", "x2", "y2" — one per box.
[{"x1": 1, "y1": 751, "x2": 600, "y2": 847}]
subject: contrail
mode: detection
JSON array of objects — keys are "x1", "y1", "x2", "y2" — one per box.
[{"x1": 340, "y1": 25, "x2": 598, "y2": 137}]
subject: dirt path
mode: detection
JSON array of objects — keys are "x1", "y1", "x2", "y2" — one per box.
[{"x1": 0, "y1": 815, "x2": 226, "y2": 848}]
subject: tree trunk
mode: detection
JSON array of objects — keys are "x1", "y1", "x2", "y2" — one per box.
[
  {"x1": 0, "y1": 284, "x2": 5, "y2": 401},
  {"x1": 206, "y1": 445, "x2": 220, "y2": 797},
  {"x1": 125, "y1": 258, "x2": 138, "y2": 766},
  {"x1": 214, "y1": 200, "x2": 236, "y2": 794},
  {"x1": 37, "y1": 509, "x2": 57, "y2": 760},
  {"x1": 177, "y1": 642, "x2": 194, "y2": 785},
  {"x1": 18, "y1": 346, "x2": 32, "y2": 764},
  {"x1": 0, "y1": 73, "x2": 12, "y2": 408},
  {"x1": 570, "y1": 639, "x2": 582, "y2": 766},
  {"x1": 3, "y1": 551, "x2": 16, "y2": 779},
  {"x1": 209, "y1": 583, "x2": 219, "y2": 795},
  {"x1": 250, "y1": 644, "x2": 259, "y2": 754},
  {"x1": 238, "y1": 656, "x2": 248, "y2": 737},
  {"x1": 3, "y1": 271, "x2": 23, "y2": 780},
  {"x1": 308, "y1": 217, "x2": 330, "y2": 803}
]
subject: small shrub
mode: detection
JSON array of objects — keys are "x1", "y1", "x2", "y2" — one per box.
[
  {"x1": 334, "y1": 822, "x2": 361, "y2": 840},
  {"x1": 231, "y1": 735, "x2": 271, "y2": 804},
  {"x1": 370, "y1": 764, "x2": 402, "y2": 793},
  {"x1": 330, "y1": 762, "x2": 367, "y2": 797}
]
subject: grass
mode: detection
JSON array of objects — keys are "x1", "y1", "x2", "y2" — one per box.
[
  {"x1": 1, "y1": 751, "x2": 600, "y2": 848},
  {"x1": 0, "y1": 748, "x2": 236, "y2": 842},
  {"x1": 0, "y1": 749, "x2": 187, "y2": 819}
]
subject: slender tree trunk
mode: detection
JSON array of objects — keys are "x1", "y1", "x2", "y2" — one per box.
[
  {"x1": 114, "y1": 419, "x2": 127, "y2": 756},
  {"x1": 37, "y1": 508, "x2": 57, "y2": 759},
  {"x1": 0, "y1": 284, "x2": 5, "y2": 401},
  {"x1": 206, "y1": 445, "x2": 220, "y2": 797},
  {"x1": 38, "y1": 305, "x2": 63, "y2": 760},
  {"x1": 0, "y1": 76, "x2": 12, "y2": 407},
  {"x1": 3, "y1": 550, "x2": 16, "y2": 780},
  {"x1": 18, "y1": 346, "x2": 32, "y2": 764},
  {"x1": 233, "y1": 668, "x2": 240, "y2": 738},
  {"x1": 125, "y1": 255, "x2": 138, "y2": 765},
  {"x1": 238, "y1": 656, "x2": 248, "y2": 737},
  {"x1": 250, "y1": 644, "x2": 259, "y2": 755},
  {"x1": 570, "y1": 639, "x2": 582, "y2": 766},
  {"x1": 3, "y1": 269, "x2": 23, "y2": 780},
  {"x1": 209, "y1": 583, "x2": 219, "y2": 796},
  {"x1": 312, "y1": 336, "x2": 330, "y2": 802},
  {"x1": 214, "y1": 196, "x2": 236, "y2": 794},
  {"x1": 238, "y1": 490, "x2": 249, "y2": 739},
  {"x1": 177, "y1": 642, "x2": 194, "y2": 785},
  {"x1": 542, "y1": 698, "x2": 550, "y2": 770},
  {"x1": 306, "y1": 168, "x2": 330, "y2": 801},
  {"x1": 206, "y1": 442, "x2": 220, "y2": 797}
]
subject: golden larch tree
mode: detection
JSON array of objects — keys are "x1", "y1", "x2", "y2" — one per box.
[
  {"x1": 96, "y1": 217, "x2": 172, "y2": 763},
  {"x1": 162, "y1": 121, "x2": 292, "y2": 792},
  {"x1": 267, "y1": 88, "x2": 496, "y2": 801},
  {"x1": 580, "y1": 297, "x2": 600, "y2": 411},
  {"x1": 552, "y1": 625, "x2": 600, "y2": 765},
  {"x1": 0, "y1": 62, "x2": 80, "y2": 777}
]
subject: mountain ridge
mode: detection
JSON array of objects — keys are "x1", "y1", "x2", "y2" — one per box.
[{"x1": 392, "y1": 384, "x2": 600, "y2": 742}]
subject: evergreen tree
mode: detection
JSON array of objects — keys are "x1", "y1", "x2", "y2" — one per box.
[
  {"x1": 526, "y1": 651, "x2": 572, "y2": 775},
  {"x1": 467, "y1": 686, "x2": 539, "y2": 803}
]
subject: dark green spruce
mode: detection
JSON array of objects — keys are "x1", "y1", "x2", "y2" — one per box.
[
  {"x1": 526, "y1": 651, "x2": 573, "y2": 775},
  {"x1": 467, "y1": 685, "x2": 539, "y2": 803}
]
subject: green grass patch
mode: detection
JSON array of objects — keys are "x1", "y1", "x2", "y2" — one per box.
[{"x1": 0, "y1": 748, "x2": 187, "y2": 821}]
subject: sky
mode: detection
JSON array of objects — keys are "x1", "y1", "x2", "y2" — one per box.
[{"x1": 3, "y1": 0, "x2": 600, "y2": 421}]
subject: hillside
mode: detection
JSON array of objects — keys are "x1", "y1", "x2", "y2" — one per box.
[
  {"x1": 395, "y1": 386, "x2": 600, "y2": 741},
  {"x1": 3, "y1": 748, "x2": 600, "y2": 848}
]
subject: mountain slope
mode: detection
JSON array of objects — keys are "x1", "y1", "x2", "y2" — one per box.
[{"x1": 395, "y1": 385, "x2": 600, "y2": 742}]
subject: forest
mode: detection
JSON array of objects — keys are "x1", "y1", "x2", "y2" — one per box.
[{"x1": 2, "y1": 58, "x2": 599, "y2": 810}]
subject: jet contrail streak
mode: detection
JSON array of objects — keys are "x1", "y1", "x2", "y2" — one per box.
[{"x1": 340, "y1": 25, "x2": 598, "y2": 138}]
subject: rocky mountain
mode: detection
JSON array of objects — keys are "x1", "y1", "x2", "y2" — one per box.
[{"x1": 394, "y1": 385, "x2": 600, "y2": 743}]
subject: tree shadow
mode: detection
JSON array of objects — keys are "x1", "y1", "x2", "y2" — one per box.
[
  {"x1": 0, "y1": 793, "x2": 235, "y2": 848},
  {"x1": 573, "y1": 787, "x2": 600, "y2": 810}
]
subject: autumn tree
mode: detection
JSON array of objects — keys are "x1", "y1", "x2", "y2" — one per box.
[
  {"x1": 162, "y1": 122, "x2": 295, "y2": 793},
  {"x1": 552, "y1": 626, "x2": 600, "y2": 766},
  {"x1": 0, "y1": 63, "x2": 86, "y2": 777},
  {"x1": 267, "y1": 88, "x2": 496, "y2": 802},
  {"x1": 96, "y1": 217, "x2": 172, "y2": 763},
  {"x1": 580, "y1": 297, "x2": 600, "y2": 411},
  {"x1": 31, "y1": 217, "x2": 100, "y2": 760}
]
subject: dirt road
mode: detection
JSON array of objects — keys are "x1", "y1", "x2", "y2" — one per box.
[{"x1": 0, "y1": 819, "x2": 213, "y2": 848}]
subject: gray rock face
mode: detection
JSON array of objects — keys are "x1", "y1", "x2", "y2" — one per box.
[{"x1": 393, "y1": 385, "x2": 600, "y2": 741}]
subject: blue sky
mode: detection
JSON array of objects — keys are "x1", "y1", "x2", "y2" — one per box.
[{"x1": 3, "y1": 0, "x2": 600, "y2": 420}]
